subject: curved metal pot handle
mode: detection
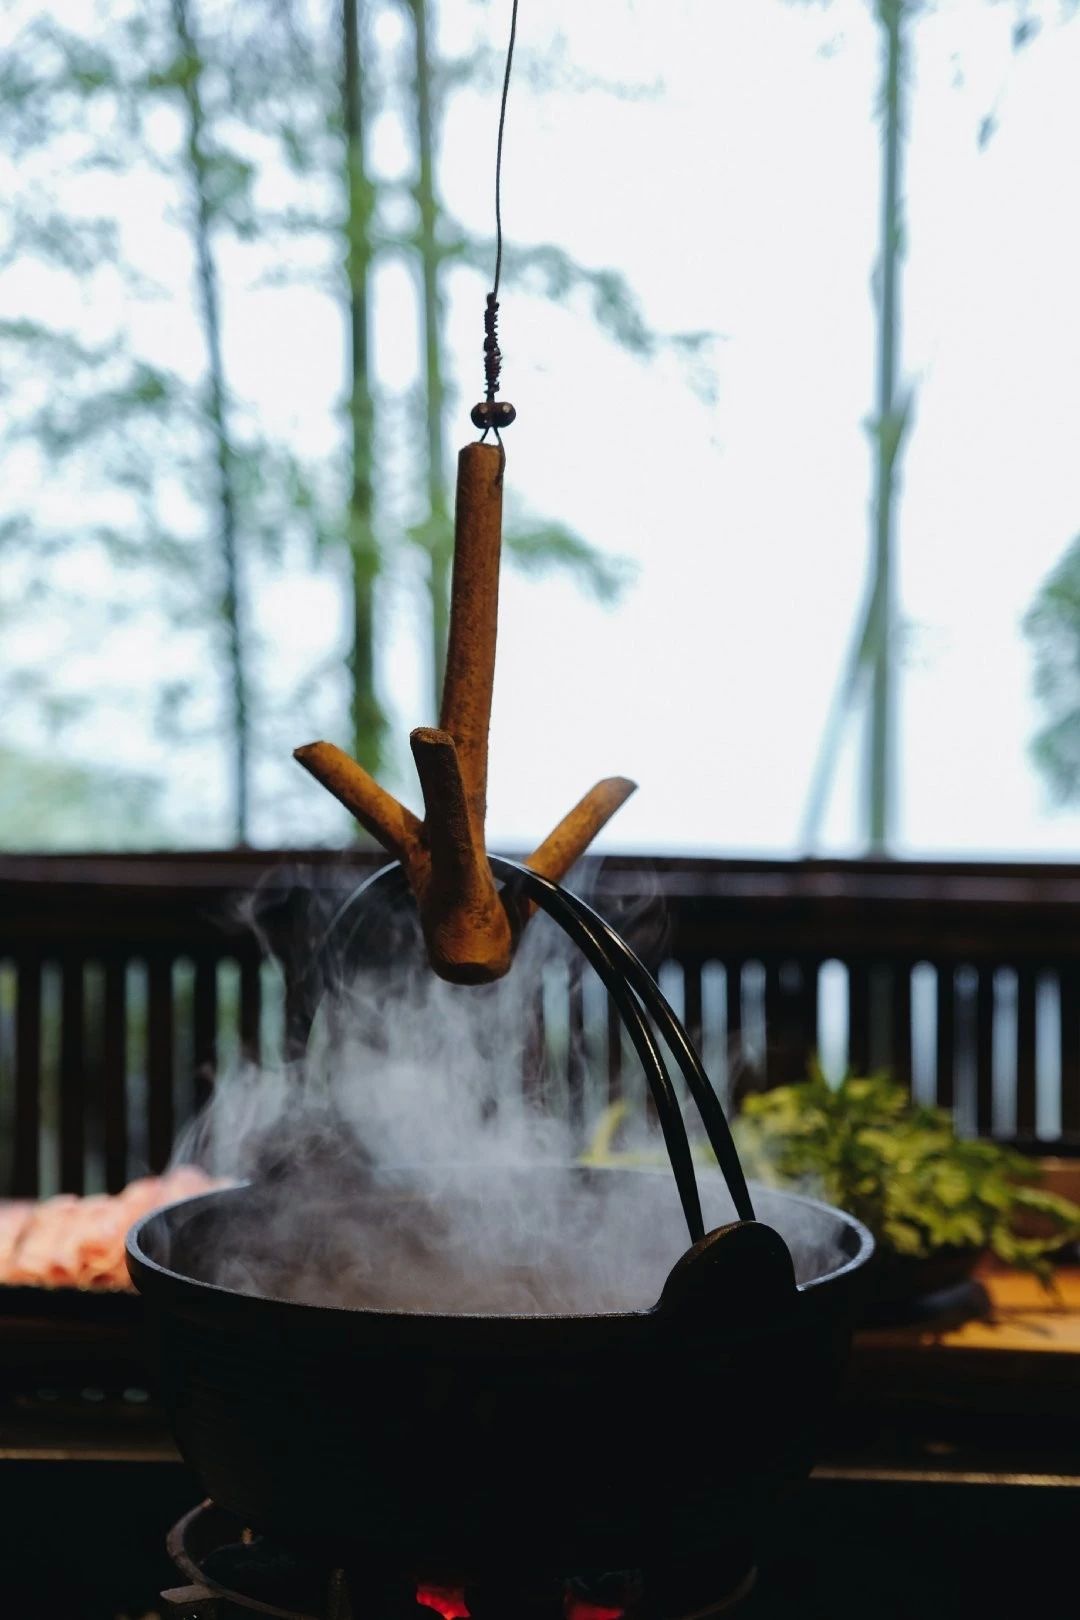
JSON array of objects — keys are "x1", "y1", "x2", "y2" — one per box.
[
  {"x1": 500, "y1": 862, "x2": 756, "y2": 1224},
  {"x1": 317, "y1": 857, "x2": 757, "y2": 1247}
]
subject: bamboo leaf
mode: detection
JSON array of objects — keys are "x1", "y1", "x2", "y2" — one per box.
[{"x1": 504, "y1": 522, "x2": 635, "y2": 604}]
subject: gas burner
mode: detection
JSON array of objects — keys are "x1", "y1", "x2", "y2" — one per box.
[{"x1": 161, "y1": 1502, "x2": 757, "y2": 1620}]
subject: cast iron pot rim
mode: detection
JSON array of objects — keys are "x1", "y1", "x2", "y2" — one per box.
[{"x1": 126, "y1": 1167, "x2": 874, "y2": 1325}]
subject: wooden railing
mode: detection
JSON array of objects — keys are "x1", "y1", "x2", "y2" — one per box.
[{"x1": 1, "y1": 851, "x2": 1078, "y2": 1197}]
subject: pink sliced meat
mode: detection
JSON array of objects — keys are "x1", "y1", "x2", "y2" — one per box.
[
  {"x1": 72, "y1": 1195, "x2": 138, "y2": 1290},
  {"x1": 6, "y1": 1196, "x2": 80, "y2": 1286},
  {"x1": 0, "y1": 1203, "x2": 32, "y2": 1277},
  {"x1": 0, "y1": 1166, "x2": 222, "y2": 1291},
  {"x1": 116, "y1": 1176, "x2": 166, "y2": 1224}
]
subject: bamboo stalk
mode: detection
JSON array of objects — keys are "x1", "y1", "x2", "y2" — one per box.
[
  {"x1": 170, "y1": 0, "x2": 251, "y2": 844},
  {"x1": 410, "y1": 0, "x2": 451, "y2": 717},
  {"x1": 342, "y1": 0, "x2": 386, "y2": 774}
]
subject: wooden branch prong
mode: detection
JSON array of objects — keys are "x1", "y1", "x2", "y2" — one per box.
[
  {"x1": 527, "y1": 777, "x2": 638, "y2": 885},
  {"x1": 293, "y1": 742, "x2": 425, "y2": 881}
]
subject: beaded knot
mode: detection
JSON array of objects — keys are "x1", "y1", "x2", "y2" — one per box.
[
  {"x1": 474, "y1": 293, "x2": 516, "y2": 438},
  {"x1": 471, "y1": 399, "x2": 517, "y2": 432}
]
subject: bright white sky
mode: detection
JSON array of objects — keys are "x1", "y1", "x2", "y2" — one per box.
[
  {"x1": 476, "y1": 0, "x2": 1080, "y2": 858},
  {"x1": 6, "y1": 0, "x2": 1080, "y2": 857}
]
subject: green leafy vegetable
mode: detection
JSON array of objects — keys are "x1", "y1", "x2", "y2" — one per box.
[{"x1": 734, "y1": 1066, "x2": 1080, "y2": 1283}]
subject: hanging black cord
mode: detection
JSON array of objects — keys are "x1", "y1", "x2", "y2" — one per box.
[
  {"x1": 491, "y1": 0, "x2": 519, "y2": 306},
  {"x1": 471, "y1": 0, "x2": 519, "y2": 451}
]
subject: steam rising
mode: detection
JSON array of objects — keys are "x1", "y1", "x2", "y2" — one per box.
[{"x1": 173, "y1": 899, "x2": 846, "y2": 1316}]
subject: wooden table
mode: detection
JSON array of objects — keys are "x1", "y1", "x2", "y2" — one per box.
[{"x1": 818, "y1": 1262, "x2": 1080, "y2": 1488}]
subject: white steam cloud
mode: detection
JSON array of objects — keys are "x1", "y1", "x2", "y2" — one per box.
[{"x1": 172, "y1": 897, "x2": 845, "y2": 1315}]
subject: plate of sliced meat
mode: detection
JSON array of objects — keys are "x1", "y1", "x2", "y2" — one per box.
[{"x1": 0, "y1": 1166, "x2": 220, "y2": 1319}]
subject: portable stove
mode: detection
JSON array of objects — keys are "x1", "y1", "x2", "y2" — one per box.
[{"x1": 161, "y1": 1500, "x2": 759, "y2": 1620}]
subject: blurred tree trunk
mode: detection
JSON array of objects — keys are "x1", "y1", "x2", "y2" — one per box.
[
  {"x1": 866, "y1": 0, "x2": 907, "y2": 852},
  {"x1": 342, "y1": 0, "x2": 387, "y2": 772},
  {"x1": 170, "y1": 0, "x2": 252, "y2": 845},
  {"x1": 800, "y1": 0, "x2": 911, "y2": 854},
  {"x1": 408, "y1": 0, "x2": 452, "y2": 718}
]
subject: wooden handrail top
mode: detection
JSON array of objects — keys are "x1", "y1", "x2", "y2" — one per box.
[{"x1": 2, "y1": 852, "x2": 1080, "y2": 961}]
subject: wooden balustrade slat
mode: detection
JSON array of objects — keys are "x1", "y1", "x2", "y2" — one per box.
[
  {"x1": 764, "y1": 960, "x2": 805, "y2": 1086},
  {"x1": 81, "y1": 964, "x2": 107, "y2": 1195},
  {"x1": 567, "y1": 964, "x2": 585, "y2": 1136},
  {"x1": 936, "y1": 964, "x2": 955, "y2": 1111},
  {"x1": 102, "y1": 959, "x2": 128, "y2": 1192},
  {"x1": 800, "y1": 959, "x2": 820, "y2": 1075},
  {"x1": 726, "y1": 961, "x2": 743, "y2": 1047},
  {"x1": 975, "y1": 969, "x2": 995, "y2": 1136},
  {"x1": 284, "y1": 976, "x2": 314, "y2": 1062},
  {"x1": 239, "y1": 955, "x2": 261, "y2": 1067},
  {"x1": 192, "y1": 957, "x2": 218, "y2": 1115},
  {"x1": 763, "y1": 962, "x2": 782, "y2": 1085},
  {"x1": 14, "y1": 957, "x2": 41, "y2": 1198},
  {"x1": 59, "y1": 959, "x2": 86, "y2": 1194},
  {"x1": 1015, "y1": 969, "x2": 1037, "y2": 1137},
  {"x1": 524, "y1": 986, "x2": 545, "y2": 1106},
  {"x1": 890, "y1": 962, "x2": 912, "y2": 1090},
  {"x1": 278, "y1": 890, "x2": 316, "y2": 1061},
  {"x1": 147, "y1": 957, "x2": 174, "y2": 1173},
  {"x1": 725, "y1": 961, "x2": 746, "y2": 1108},
  {"x1": 683, "y1": 959, "x2": 703, "y2": 1058},
  {"x1": 606, "y1": 993, "x2": 622, "y2": 1104},
  {"x1": 847, "y1": 964, "x2": 870, "y2": 1076},
  {"x1": 1061, "y1": 970, "x2": 1080, "y2": 1138}
]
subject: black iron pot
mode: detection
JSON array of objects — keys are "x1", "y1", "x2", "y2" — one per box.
[
  {"x1": 129, "y1": 1168, "x2": 870, "y2": 1578},
  {"x1": 128, "y1": 860, "x2": 873, "y2": 1578}
]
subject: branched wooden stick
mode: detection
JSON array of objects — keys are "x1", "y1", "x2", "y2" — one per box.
[{"x1": 294, "y1": 440, "x2": 635, "y2": 983}]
